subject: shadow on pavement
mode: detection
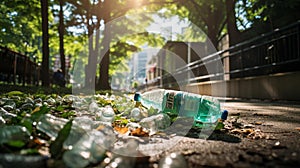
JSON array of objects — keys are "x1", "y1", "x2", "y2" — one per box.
[
  {"x1": 185, "y1": 129, "x2": 242, "y2": 143},
  {"x1": 207, "y1": 130, "x2": 241, "y2": 143}
]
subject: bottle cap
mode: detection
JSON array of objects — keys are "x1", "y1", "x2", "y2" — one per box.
[
  {"x1": 221, "y1": 110, "x2": 228, "y2": 120},
  {"x1": 134, "y1": 92, "x2": 141, "y2": 102}
]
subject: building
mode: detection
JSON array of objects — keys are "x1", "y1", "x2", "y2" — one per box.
[{"x1": 146, "y1": 41, "x2": 212, "y2": 89}]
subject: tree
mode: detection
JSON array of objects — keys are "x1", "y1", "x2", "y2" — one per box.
[
  {"x1": 67, "y1": 0, "x2": 170, "y2": 91},
  {"x1": 59, "y1": 0, "x2": 66, "y2": 77},
  {"x1": 0, "y1": 0, "x2": 42, "y2": 55},
  {"x1": 66, "y1": 0, "x2": 102, "y2": 91},
  {"x1": 175, "y1": 0, "x2": 227, "y2": 49},
  {"x1": 226, "y1": 0, "x2": 241, "y2": 46},
  {"x1": 235, "y1": 0, "x2": 300, "y2": 41},
  {"x1": 40, "y1": 0, "x2": 50, "y2": 87},
  {"x1": 0, "y1": 0, "x2": 87, "y2": 87}
]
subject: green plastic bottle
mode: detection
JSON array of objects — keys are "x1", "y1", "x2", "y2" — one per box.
[{"x1": 134, "y1": 89, "x2": 222, "y2": 123}]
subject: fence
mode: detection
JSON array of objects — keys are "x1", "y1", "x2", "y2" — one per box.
[
  {"x1": 0, "y1": 46, "x2": 40, "y2": 86},
  {"x1": 145, "y1": 20, "x2": 300, "y2": 92}
]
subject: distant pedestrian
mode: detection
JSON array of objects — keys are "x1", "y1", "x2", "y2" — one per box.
[
  {"x1": 145, "y1": 78, "x2": 148, "y2": 89},
  {"x1": 53, "y1": 69, "x2": 66, "y2": 87}
]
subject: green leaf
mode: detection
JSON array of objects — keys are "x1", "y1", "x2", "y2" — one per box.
[
  {"x1": 7, "y1": 91, "x2": 24, "y2": 96},
  {"x1": 60, "y1": 111, "x2": 76, "y2": 119},
  {"x1": 31, "y1": 105, "x2": 50, "y2": 121},
  {"x1": 20, "y1": 118, "x2": 33, "y2": 133},
  {"x1": 6, "y1": 140, "x2": 26, "y2": 148},
  {"x1": 20, "y1": 148, "x2": 39, "y2": 155},
  {"x1": 55, "y1": 105, "x2": 65, "y2": 112},
  {"x1": 147, "y1": 106, "x2": 159, "y2": 116},
  {"x1": 215, "y1": 121, "x2": 225, "y2": 131},
  {"x1": 49, "y1": 119, "x2": 73, "y2": 159}
]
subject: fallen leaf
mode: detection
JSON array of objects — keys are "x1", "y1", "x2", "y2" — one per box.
[
  {"x1": 32, "y1": 106, "x2": 41, "y2": 113},
  {"x1": 130, "y1": 127, "x2": 149, "y2": 137},
  {"x1": 114, "y1": 126, "x2": 129, "y2": 135},
  {"x1": 96, "y1": 125, "x2": 106, "y2": 131}
]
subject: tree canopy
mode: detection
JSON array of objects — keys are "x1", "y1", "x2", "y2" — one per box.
[{"x1": 1, "y1": 0, "x2": 299, "y2": 90}]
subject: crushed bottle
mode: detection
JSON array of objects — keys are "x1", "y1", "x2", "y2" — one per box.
[
  {"x1": 0, "y1": 154, "x2": 48, "y2": 168},
  {"x1": 89, "y1": 101, "x2": 100, "y2": 113},
  {"x1": 135, "y1": 89, "x2": 224, "y2": 124},
  {"x1": 0, "y1": 107, "x2": 17, "y2": 123},
  {"x1": 63, "y1": 129, "x2": 116, "y2": 168},
  {"x1": 0, "y1": 125, "x2": 30, "y2": 146},
  {"x1": 25, "y1": 97, "x2": 34, "y2": 104},
  {"x1": 0, "y1": 116, "x2": 6, "y2": 125},
  {"x1": 99, "y1": 105, "x2": 115, "y2": 123},
  {"x1": 63, "y1": 116, "x2": 95, "y2": 148},
  {"x1": 20, "y1": 103, "x2": 34, "y2": 110},
  {"x1": 2, "y1": 98, "x2": 16, "y2": 111},
  {"x1": 130, "y1": 107, "x2": 143, "y2": 121},
  {"x1": 129, "y1": 100, "x2": 148, "y2": 121},
  {"x1": 36, "y1": 114, "x2": 68, "y2": 139},
  {"x1": 139, "y1": 113, "x2": 171, "y2": 133}
]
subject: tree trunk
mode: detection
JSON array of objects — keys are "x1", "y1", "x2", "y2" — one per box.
[
  {"x1": 84, "y1": 3, "x2": 97, "y2": 93},
  {"x1": 98, "y1": 50, "x2": 110, "y2": 91},
  {"x1": 40, "y1": 0, "x2": 50, "y2": 87},
  {"x1": 207, "y1": 25, "x2": 218, "y2": 52},
  {"x1": 59, "y1": 0, "x2": 65, "y2": 77},
  {"x1": 84, "y1": 28, "x2": 97, "y2": 93},
  {"x1": 97, "y1": 25, "x2": 111, "y2": 91},
  {"x1": 226, "y1": 0, "x2": 240, "y2": 46}
]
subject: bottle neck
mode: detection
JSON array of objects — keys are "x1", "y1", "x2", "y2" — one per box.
[{"x1": 135, "y1": 101, "x2": 141, "y2": 107}]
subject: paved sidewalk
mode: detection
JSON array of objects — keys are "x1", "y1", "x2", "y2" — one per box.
[{"x1": 144, "y1": 100, "x2": 300, "y2": 168}]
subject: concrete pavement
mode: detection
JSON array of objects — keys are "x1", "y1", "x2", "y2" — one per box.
[{"x1": 140, "y1": 99, "x2": 300, "y2": 168}]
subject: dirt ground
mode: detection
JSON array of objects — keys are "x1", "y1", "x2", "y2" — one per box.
[{"x1": 138, "y1": 99, "x2": 300, "y2": 168}]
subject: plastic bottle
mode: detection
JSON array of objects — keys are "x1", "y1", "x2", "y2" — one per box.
[
  {"x1": 134, "y1": 89, "x2": 163, "y2": 110},
  {"x1": 36, "y1": 114, "x2": 68, "y2": 139},
  {"x1": 134, "y1": 89, "x2": 223, "y2": 124},
  {"x1": 0, "y1": 107, "x2": 17, "y2": 124},
  {"x1": 130, "y1": 97, "x2": 145, "y2": 121},
  {"x1": 63, "y1": 116, "x2": 95, "y2": 149},
  {"x1": 0, "y1": 125, "x2": 30, "y2": 145},
  {"x1": 0, "y1": 116, "x2": 5, "y2": 125},
  {"x1": 139, "y1": 113, "x2": 171, "y2": 133},
  {"x1": 0, "y1": 154, "x2": 48, "y2": 168},
  {"x1": 63, "y1": 129, "x2": 116, "y2": 168}
]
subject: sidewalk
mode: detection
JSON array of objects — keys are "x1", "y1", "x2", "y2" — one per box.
[{"x1": 145, "y1": 100, "x2": 300, "y2": 168}]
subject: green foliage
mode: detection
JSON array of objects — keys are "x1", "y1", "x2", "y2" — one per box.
[
  {"x1": 236, "y1": 0, "x2": 300, "y2": 34},
  {"x1": 0, "y1": 0, "x2": 87, "y2": 72},
  {"x1": 7, "y1": 91, "x2": 24, "y2": 96},
  {"x1": 30, "y1": 105, "x2": 51, "y2": 121},
  {"x1": 2, "y1": 0, "x2": 298, "y2": 89},
  {"x1": 215, "y1": 121, "x2": 225, "y2": 130},
  {"x1": 0, "y1": 0, "x2": 41, "y2": 56},
  {"x1": 50, "y1": 119, "x2": 73, "y2": 158},
  {"x1": 6, "y1": 140, "x2": 26, "y2": 148},
  {"x1": 147, "y1": 106, "x2": 159, "y2": 116}
]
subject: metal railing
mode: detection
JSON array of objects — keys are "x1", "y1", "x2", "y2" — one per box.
[
  {"x1": 146, "y1": 20, "x2": 300, "y2": 90},
  {"x1": 0, "y1": 46, "x2": 40, "y2": 86}
]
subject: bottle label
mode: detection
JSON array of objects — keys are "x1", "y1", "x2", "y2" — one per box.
[
  {"x1": 183, "y1": 98, "x2": 198, "y2": 112},
  {"x1": 165, "y1": 92, "x2": 175, "y2": 109}
]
